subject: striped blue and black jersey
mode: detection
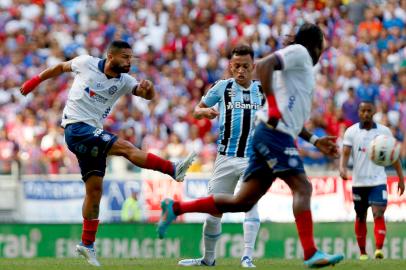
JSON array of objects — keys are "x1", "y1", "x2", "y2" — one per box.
[{"x1": 202, "y1": 78, "x2": 265, "y2": 158}]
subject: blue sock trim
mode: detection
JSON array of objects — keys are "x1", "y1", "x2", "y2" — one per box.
[
  {"x1": 244, "y1": 218, "x2": 260, "y2": 223},
  {"x1": 80, "y1": 242, "x2": 94, "y2": 248},
  {"x1": 204, "y1": 233, "x2": 221, "y2": 239}
]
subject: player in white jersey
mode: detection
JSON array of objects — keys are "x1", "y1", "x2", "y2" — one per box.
[
  {"x1": 178, "y1": 45, "x2": 264, "y2": 268},
  {"x1": 340, "y1": 101, "x2": 404, "y2": 260},
  {"x1": 20, "y1": 40, "x2": 196, "y2": 267},
  {"x1": 157, "y1": 23, "x2": 344, "y2": 268}
]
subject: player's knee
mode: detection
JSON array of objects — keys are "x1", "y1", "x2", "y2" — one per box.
[
  {"x1": 372, "y1": 207, "x2": 386, "y2": 219},
  {"x1": 206, "y1": 214, "x2": 222, "y2": 224},
  {"x1": 298, "y1": 179, "x2": 312, "y2": 197},
  {"x1": 111, "y1": 139, "x2": 136, "y2": 158},
  {"x1": 355, "y1": 208, "x2": 368, "y2": 221},
  {"x1": 87, "y1": 186, "x2": 103, "y2": 200},
  {"x1": 245, "y1": 203, "x2": 259, "y2": 218}
]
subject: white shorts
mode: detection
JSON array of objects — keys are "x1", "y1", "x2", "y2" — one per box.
[{"x1": 208, "y1": 154, "x2": 249, "y2": 195}]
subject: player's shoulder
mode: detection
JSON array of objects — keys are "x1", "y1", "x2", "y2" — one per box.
[
  {"x1": 72, "y1": 54, "x2": 99, "y2": 67},
  {"x1": 252, "y1": 79, "x2": 261, "y2": 86},
  {"x1": 276, "y1": 44, "x2": 311, "y2": 68},
  {"x1": 209, "y1": 78, "x2": 233, "y2": 90},
  {"x1": 376, "y1": 123, "x2": 392, "y2": 134},
  {"x1": 344, "y1": 123, "x2": 360, "y2": 135},
  {"x1": 251, "y1": 79, "x2": 263, "y2": 90},
  {"x1": 217, "y1": 78, "x2": 234, "y2": 86},
  {"x1": 73, "y1": 54, "x2": 94, "y2": 62},
  {"x1": 121, "y1": 73, "x2": 137, "y2": 81},
  {"x1": 280, "y1": 44, "x2": 308, "y2": 55}
]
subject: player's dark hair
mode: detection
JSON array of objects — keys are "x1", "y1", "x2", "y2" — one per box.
[
  {"x1": 294, "y1": 23, "x2": 323, "y2": 65},
  {"x1": 231, "y1": 44, "x2": 254, "y2": 59},
  {"x1": 108, "y1": 40, "x2": 132, "y2": 53}
]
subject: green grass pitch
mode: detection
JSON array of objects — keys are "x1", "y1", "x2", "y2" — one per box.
[{"x1": 0, "y1": 258, "x2": 406, "y2": 270}]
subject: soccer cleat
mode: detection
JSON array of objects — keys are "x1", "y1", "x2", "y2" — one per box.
[
  {"x1": 304, "y1": 250, "x2": 344, "y2": 268},
  {"x1": 359, "y1": 254, "x2": 369, "y2": 261},
  {"x1": 241, "y1": 256, "x2": 256, "y2": 268},
  {"x1": 178, "y1": 258, "x2": 215, "y2": 267},
  {"x1": 157, "y1": 198, "x2": 177, "y2": 239},
  {"x1": 375, "y1": 249, "x2": 384, "y2": 259},
  {"x1": 76, "y1": 243, "x2": 100, "y2": 267},
  {"x1": 173, "y1": 151, "x2": 197, "y2": 182}
]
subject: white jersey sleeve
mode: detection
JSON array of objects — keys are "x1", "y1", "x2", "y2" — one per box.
[
  {"x1": 275, "y1": 44, "x2": 309, "y2": 71},
  {"x1": 270, "y1": 44, "x2": 315, "y2": 139},
  {"x1": 71, "y1": 55, "x2": 93, "y2": 73},
  {"x1": 342, "y1": 125, "x2": 356, "y2": 147},
  {"x1": 120, "y1": 74, "x2": 139, "y2": 95},
  {"x1": 202, "y1": 80, "x2": 229, "y2": 107}
]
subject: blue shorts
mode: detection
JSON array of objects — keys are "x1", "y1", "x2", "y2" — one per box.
[
  {"x1": 243, "y1": 122, "x2": 305, "y2": 181},
  {"x1": 352, "y1": 184, "x2": 387, "y2": 213},
  {"x1": 64, "y1": 122, "x2": 117, "y2": 181}
]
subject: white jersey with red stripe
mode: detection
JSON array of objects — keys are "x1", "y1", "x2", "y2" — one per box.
[
  {"x1": 61, "y1": 55, "x2": 138, "y2": 129},
  {"x1": 342, "y1": 122, "x2": 393, "y2": 187}
]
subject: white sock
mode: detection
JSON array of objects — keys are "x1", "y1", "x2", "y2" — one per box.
[
  {"x1": 243, "y1": 203, "x2": 260, "y2": 259},
  {"x1": 203, "y1": 215, "x2": 222, "y2": 264}
]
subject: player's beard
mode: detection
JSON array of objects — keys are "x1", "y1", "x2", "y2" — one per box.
[{"x1": 111, "y1": 62, "x2": 130, "y2": 74}]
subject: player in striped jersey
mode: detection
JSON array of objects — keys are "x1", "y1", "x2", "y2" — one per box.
[
  {"x1": 340, "y1": 101, "x2": 404, "y2": 260},
  {"x1": 178, "y1": 45, "x2": 264, "y2": 268},
  {"x1": 157, "y1": 23, "x2": 344, "y2": 268}
]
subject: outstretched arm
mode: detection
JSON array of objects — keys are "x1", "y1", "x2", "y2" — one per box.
[
  {"x1": 20, "y1": 61, "x2": 73, "y2": 95},
  {"x1": 393, "y1": 159, "x2": 405, "y2": 195},
  {"x1": 299, "y1": 127, "x2": 339, "y2": 158},
  {"x1": 193, "y1": 101, "x2": 219, "y2": 120}
]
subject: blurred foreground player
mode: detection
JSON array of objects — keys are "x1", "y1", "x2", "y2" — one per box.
[{"x1": 157, "y1": 23, "x2": 344, "y2": 268}]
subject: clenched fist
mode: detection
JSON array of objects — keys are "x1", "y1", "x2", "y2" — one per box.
[{"x1": 136, "y1": 79, "x2": 155, "y2": 100}]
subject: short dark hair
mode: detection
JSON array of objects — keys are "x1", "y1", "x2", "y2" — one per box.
[
  {"x1": 108, "y1": 40, "x2": 132, "y2": 53},
  {"x1": 230, "y1": 44, "x2": 254, "y2": 59}
]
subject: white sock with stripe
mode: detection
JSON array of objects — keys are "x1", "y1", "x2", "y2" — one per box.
[
  {"x1": 243, "y1": 203, "x2": 260, "y2": 259},
  {"x1": 203, "y1": 215, "x2": 222, "y2": 264}
]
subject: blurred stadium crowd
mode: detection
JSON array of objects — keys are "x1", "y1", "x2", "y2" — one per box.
[{"x1": 0, "y1": 0, "x2": 405, "y2": 175}]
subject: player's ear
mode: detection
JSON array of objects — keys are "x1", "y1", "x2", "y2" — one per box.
[
  {"x1": 107, "y1": 51, "x2": 114, "y2": 60},
  {"x1": 227, "y1": 62, "x2": 232, "y2": 75}
]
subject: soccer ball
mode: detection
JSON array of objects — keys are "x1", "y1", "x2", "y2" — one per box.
[{"x1": 367, "y1": 135, "x2": 401, "y2": 166}]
